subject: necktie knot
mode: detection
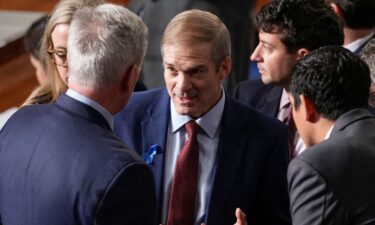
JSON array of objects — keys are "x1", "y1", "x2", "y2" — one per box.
[{"x1": 185, "y1": 120, "x2": 199, "y2": 138}]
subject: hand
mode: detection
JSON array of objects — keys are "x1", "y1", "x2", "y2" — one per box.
[
  {"x1": 234, "y1": 208, "x2": 247, "y2": 225},
  {"x1": 201, "y1": 208, "x2": 247, "y2": 225}
]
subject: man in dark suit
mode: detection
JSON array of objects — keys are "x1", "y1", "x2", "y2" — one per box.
[
  {"x1": 325, "y1": 0, "x2": 375, "y2": 54},
  {"x1": 127, "y1": 0, "x2": 253, "y2": 92},
  {"x1": 0, "y1": 4, "x2": 156, "y2": 225},
  {"x1": 114, "y1": 9, "x2": 290, "y2": 225},
  {"x1": 288, "y1": 46, "x2": 375, "y2": 225},
  {"x1": 233, "y1": 0, "x2": 344, "y2": 157}
]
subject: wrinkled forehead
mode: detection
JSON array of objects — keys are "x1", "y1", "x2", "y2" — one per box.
[
  {"x1": 162, "y1": 41, "x2": 214, "y2": 63},
  {"x1": 162, "y1": 34, "x2": 214, "y2": 56}
]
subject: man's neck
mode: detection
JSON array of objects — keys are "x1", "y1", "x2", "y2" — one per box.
[
  {"x1": 69, "y1": 83, "x2": 118, "y2": 114},
  {"x1": 313, "y1": 118, "x2": 335, "y2": 145},
  {"x1": 343, "y1": 27, "x2": 374, "y2": 45}
]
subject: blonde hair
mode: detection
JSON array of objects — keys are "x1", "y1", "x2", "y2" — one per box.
[
  {"x1": 161, "y1": 9, "x2": 231, "y2": 67},
  {"x1": 23, "y1": 0, "x2": 104, "y2": 105}
]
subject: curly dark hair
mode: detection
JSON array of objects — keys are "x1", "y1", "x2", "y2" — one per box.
[
  {"x1": 291, "y1": 46, "x2": 370, "y2": 120},
  {"x1": 256, "y1": 0, "x2": 344, "y2": 53}
]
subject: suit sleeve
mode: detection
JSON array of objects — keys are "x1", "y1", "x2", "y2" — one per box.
[
  {"x1": 287, "y1": 158, "x2": 344, "y2": 225},
  {"x1": 95, "y1": 163, "x2": 156, "y2": 225}
]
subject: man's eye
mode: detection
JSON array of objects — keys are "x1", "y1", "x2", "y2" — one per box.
[
  {"x1": 167, "y1": 67, "x2": 176, "y2": 72},
  {"x1": 189, "y1": 69, "x2": 203, "y2": 75},
  {"x1": 263, "y1": 45, "x2": 272, "y2": 52}
]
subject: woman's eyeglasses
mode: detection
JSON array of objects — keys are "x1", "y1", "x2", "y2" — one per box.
[{"x1": 47, "y1": 45, "x2": 68, "y2": 68}]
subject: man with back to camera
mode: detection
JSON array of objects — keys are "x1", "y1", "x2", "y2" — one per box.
[
  {"x1": 233, "y1": 0, "x2": 344, "y2": 158},
  {"x1": 325, "y1": 0, "x2": 375, "y2": 54},
  {"x1": 288, "y1": 46, "x2": 375, "y2": 225},
  {"x1": 114, "y1": 9, "x2": 291, "y2": 225},
  {"x1": 0, "y1": 4, "x2": 156, "y2": 225}
]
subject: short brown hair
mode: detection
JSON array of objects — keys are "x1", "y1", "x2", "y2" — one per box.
[{"x1": 161, "y1": 9, "x2": 231, "y2": 67}]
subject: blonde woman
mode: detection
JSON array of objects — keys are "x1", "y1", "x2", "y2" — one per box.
[{"x1": 23, "y1": 0, "x2": 103, "y2": 105}]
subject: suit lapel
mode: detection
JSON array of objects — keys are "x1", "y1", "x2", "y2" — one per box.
[
  {"x1": 140, "y1": 89, "x2": 170, "y2": 221},
  {"x1": 205, "y1": 95, "x2": 247, "y2": 224}
]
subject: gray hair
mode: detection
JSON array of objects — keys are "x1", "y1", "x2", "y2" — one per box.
[
  {"x1": 360, "y1": 38, "x2": 375, "y2": 84},
  {"x1": 67, "y1": 3, "x2": 148, "y2": 88}
]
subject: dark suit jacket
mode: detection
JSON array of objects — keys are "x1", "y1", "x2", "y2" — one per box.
[
  {"x1": 0, "y1": 94, "x2": 156, "y2": 225},
  {"x1": 233, "y1": 79, "x2": 283, "y2": 117},
  {"x1": 127, "y1": 0, "x2": 253, "y2": 92},
  {"x1": 114, "y1": 88, "x2": 291, "y2": 225},
  {"x1": 354, "y1": 32, "x2": 375, "y2": 55},
  {"x1": 288, "y1": 108, "x2": 375, "y2": 225}
]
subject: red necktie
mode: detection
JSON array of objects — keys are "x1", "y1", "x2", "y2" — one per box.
[
  {"x1": 283, "y1": 103, "x2": 296, "y2": 159},
  {"x1": 167, "y1": 120, "x2": 199, "y2": 225}
]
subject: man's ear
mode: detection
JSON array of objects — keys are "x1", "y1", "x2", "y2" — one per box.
[
  {"x1": 119, "y1": 64, "x2": 140, "y2": 95},
  {"x1": 218, "y1": 56, "x2": 232, "y2": 81},
  {"x1": 329, "y1": 3, "x2": 344, "y2": 19},
  {"x1": 300, "y1": 94, "x2": 318, "y2": 123},
  {"x1": 296, "y1": 48, "x2": 310, "y2": 60}
]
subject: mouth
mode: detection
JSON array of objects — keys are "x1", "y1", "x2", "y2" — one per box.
[
  {"x1": 178, "y1": 96, "x2": 197, "y2": 105},
  {"x1": 257, "y1": 65, "x2": 264, "y2": 74}
]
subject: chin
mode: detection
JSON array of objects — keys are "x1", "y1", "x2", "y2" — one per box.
[
  {"x1": 175, "y1": 106, "x2": 189, "y2": 115},
  {"x1": 177, "y1": 107, "x2": 199, "y2": 118},
  {"x1": 260, "y1": 76, "x2": 272, "y2": 85}
]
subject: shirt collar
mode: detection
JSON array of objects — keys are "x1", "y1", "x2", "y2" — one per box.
[
  {"x1": 324, "y1": 124, "x2": 335, "y2": 140},
  {"x1": 170, "y1": 87, "x2": 226, "y2": 138},
  {"x1": 279, "y1": 89, "x2": 290, "y2": 110},
  {"x1": 66, "y1": 89, "x2": 113, "y2": 130},
  {"x1": 345, "y1": 32, "x2": 374, "y2": 52}
]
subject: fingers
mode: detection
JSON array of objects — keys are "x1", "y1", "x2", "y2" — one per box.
[{"x1": 234, "y1": 208, "x2": 247, "y2": 225}]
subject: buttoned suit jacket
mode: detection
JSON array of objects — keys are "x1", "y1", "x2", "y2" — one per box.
[
  {"x1": 288, "y1": 108, "x2": 375, "y2": 225},
  {"x1": 233, "y1": 79, "x2": 283, "y2": 117},
  {"x1": 0, "y1": 94, "x2": 156, "y2": 225},
  {"x1": 114, "y1": 88, "x2": 291, "y2": 225}
]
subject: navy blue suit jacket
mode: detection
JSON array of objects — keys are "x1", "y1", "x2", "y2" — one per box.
[
  {"x1": 114, "y1": 88, "x2": 291, "y2": 225},
  {"x1": 0, "y1": 94, "x2": 156, "y2": 225},
  {"x1": 233, "y1": 79, "x2": 283, "y2": 117}
]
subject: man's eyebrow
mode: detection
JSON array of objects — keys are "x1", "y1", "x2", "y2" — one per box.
[{"x1": 260, "y1": 40, "x2": 275, "y2": 48}]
